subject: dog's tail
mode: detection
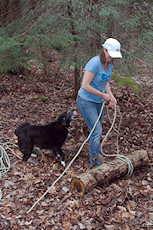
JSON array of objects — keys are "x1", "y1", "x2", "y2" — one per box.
[{"x1": 15, "y1": 122, "x2": 30, "y2": 136}]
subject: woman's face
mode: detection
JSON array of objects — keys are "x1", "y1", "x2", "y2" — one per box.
[{"x1": 103, "y1": 48, "x2": 113, "y2": 63}]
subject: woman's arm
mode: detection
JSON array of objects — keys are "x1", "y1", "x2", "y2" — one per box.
[{"x1": 81, "y1": 70, "x2": 113, "y2": 102}]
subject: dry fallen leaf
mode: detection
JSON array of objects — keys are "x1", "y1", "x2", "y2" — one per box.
[{"x1": 121, "y1": 211, "x2": 131, "y2": 219}]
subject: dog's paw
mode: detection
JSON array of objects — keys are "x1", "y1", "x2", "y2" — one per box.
[
  {"x1": 61, "y1": 161, "x2": 65, "y2": 167},
  {"x1": 31, "y1": 153, "x2": 37, "y2": 158}
]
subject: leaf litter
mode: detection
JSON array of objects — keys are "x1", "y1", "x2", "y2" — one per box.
[{"x1": 0, "y1": 66, "x2": 152, "y2": 229}]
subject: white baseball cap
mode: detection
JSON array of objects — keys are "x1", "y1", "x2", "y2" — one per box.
[{"x1": 102, "y1": 38, "x2": 122, "y2": 58}]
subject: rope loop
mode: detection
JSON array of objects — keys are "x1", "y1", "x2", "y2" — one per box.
[{"x1": 101, "y1": 102, "x2": 133, "y2": 176}]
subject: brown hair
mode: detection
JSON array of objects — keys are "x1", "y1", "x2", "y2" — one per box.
[
  {"x1": 99, "y1": 48, "x2": 107, "y2": 65},
  {"x1": 99, "y1": 48, "x2": 114, "y2": 65}
]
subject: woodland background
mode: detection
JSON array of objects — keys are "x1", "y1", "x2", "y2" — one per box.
[{"x1": 0, "y1": 0, "x2": 153, "y2": 229}]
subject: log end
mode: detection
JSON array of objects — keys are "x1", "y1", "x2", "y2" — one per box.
[{"x1": 71, "y1": 177, "x2": 85, "y2": 193}]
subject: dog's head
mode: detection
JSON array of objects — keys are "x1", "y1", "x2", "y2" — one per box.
[{"x1": 58, "y1": 110, "x2": 78, "y2": 128}]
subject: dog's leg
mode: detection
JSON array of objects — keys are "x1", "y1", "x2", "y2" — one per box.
[
  {"x1": 19, "y1": 138, "x2": 34, "y2": 162},
  {"x1": 57, "y1": 147, "x2": 65, "y2": 167},
  {"x1": 23, "y1": 152, "x2": 32, "y2": 161},
  {"x1": 52, "y1": 147, "x2": 65, "y2": 167},
  {"x1": 52, "y1": 147, "x2": 58, "y2": 157}
]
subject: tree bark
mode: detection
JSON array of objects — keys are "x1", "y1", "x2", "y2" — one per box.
[
  {"x1": 71, "y1": 150, "x2": 149, "y2": 193},
  {"x1": 67, "y1": 1, "x2": 80, "y2": 98}
]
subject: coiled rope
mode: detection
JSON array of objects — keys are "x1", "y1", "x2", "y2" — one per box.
[
  {"x1": 0, "y1": 134, "x2": 11, "y2": 200},
  {"x1": 0, "y1": 133, "x2": 22, "y2": 201},
  {"x1": 0, "y1": 101, "x2": 133, "y2": 219}
]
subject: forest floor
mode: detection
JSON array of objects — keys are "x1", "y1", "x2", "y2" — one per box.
[{"x1": 0, "y1": 62, "x2": 153, "y2": 230}]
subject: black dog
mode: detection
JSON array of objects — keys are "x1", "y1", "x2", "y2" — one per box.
[{"x1": 15, "y1": 111, "x2": 78, "y2": 166}]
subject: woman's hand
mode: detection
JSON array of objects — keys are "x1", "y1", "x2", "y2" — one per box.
[
  {"x1": 102, "y1": 93, "x2": 114, "y2": 102},
  {"x1": 108, "y1": 96, "x2": 117, "y2": 108},
  {"x1": 105, "y1": 81, "x2": 117, "y2": 105}
]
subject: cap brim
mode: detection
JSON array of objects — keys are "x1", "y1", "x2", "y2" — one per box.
[{"x1": 108, "y1": 51, "x2": 122, "y2": 58}]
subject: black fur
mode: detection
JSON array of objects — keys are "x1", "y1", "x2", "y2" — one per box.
[{"x1": 15, "y1": 111, "x2": 77, "y2": 166}]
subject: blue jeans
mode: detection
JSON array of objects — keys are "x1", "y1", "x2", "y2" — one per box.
[{"x1": 76, "y1": 95, "x2": 104, "y2": 167}]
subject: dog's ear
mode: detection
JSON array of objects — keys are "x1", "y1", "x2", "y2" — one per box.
[
  {"x1": 58, "y1": 111, "x2": 71, "y2": 128},
  {"x1": 58, "y1": 112, "x2": 67, "y2": 126},
  {"x1": 58, "y1": 117, "x2": 68, "y2": 127},
  {"x1": 59, "y1": 111, "x2": 67, "y2": 119}
]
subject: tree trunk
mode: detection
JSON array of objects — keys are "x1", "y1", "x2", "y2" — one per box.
[
  {"x1": 74, "y1": 63, "x2": 80, "y2": 99},
  {"x1": 67, "y1": 1, "x2": 80, "y2": 98},
  {"x1": 107, "y1": 17, "x2": 114, "y2": 38},
  {"x1": 71, "y1": 150, "x2": 149, "y2": 193}
]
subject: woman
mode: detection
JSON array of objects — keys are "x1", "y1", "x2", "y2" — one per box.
[{"x1": 76, "y1": 38, "x2": 122, "y2": 167}]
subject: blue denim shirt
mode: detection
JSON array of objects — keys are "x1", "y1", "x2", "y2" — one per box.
[{"x1": 78, "y1": 56, "x2": 113, "y2": 103}]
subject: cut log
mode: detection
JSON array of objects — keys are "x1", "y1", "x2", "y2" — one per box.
[{"x1": 71, "y1": 150, "x2": 149, "y2": 193}]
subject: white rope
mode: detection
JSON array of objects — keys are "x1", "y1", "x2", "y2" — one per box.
[
  {"x1": 0, "y1": 134, "x2": 23, "y2": 200},
  {"x1": 0, "y1": 136, "x2": 11, "y2": 201},
  {"x1": 0, "y1": 101, "x2": 133, "y2": 219},
  {"x1": 101, "y1": 103, "x2": 133, "y2": 176}
]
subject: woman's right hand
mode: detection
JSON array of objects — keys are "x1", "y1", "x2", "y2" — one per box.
[{"x1": 102, "y1": 93, "x2": 113, "y2": 102}]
